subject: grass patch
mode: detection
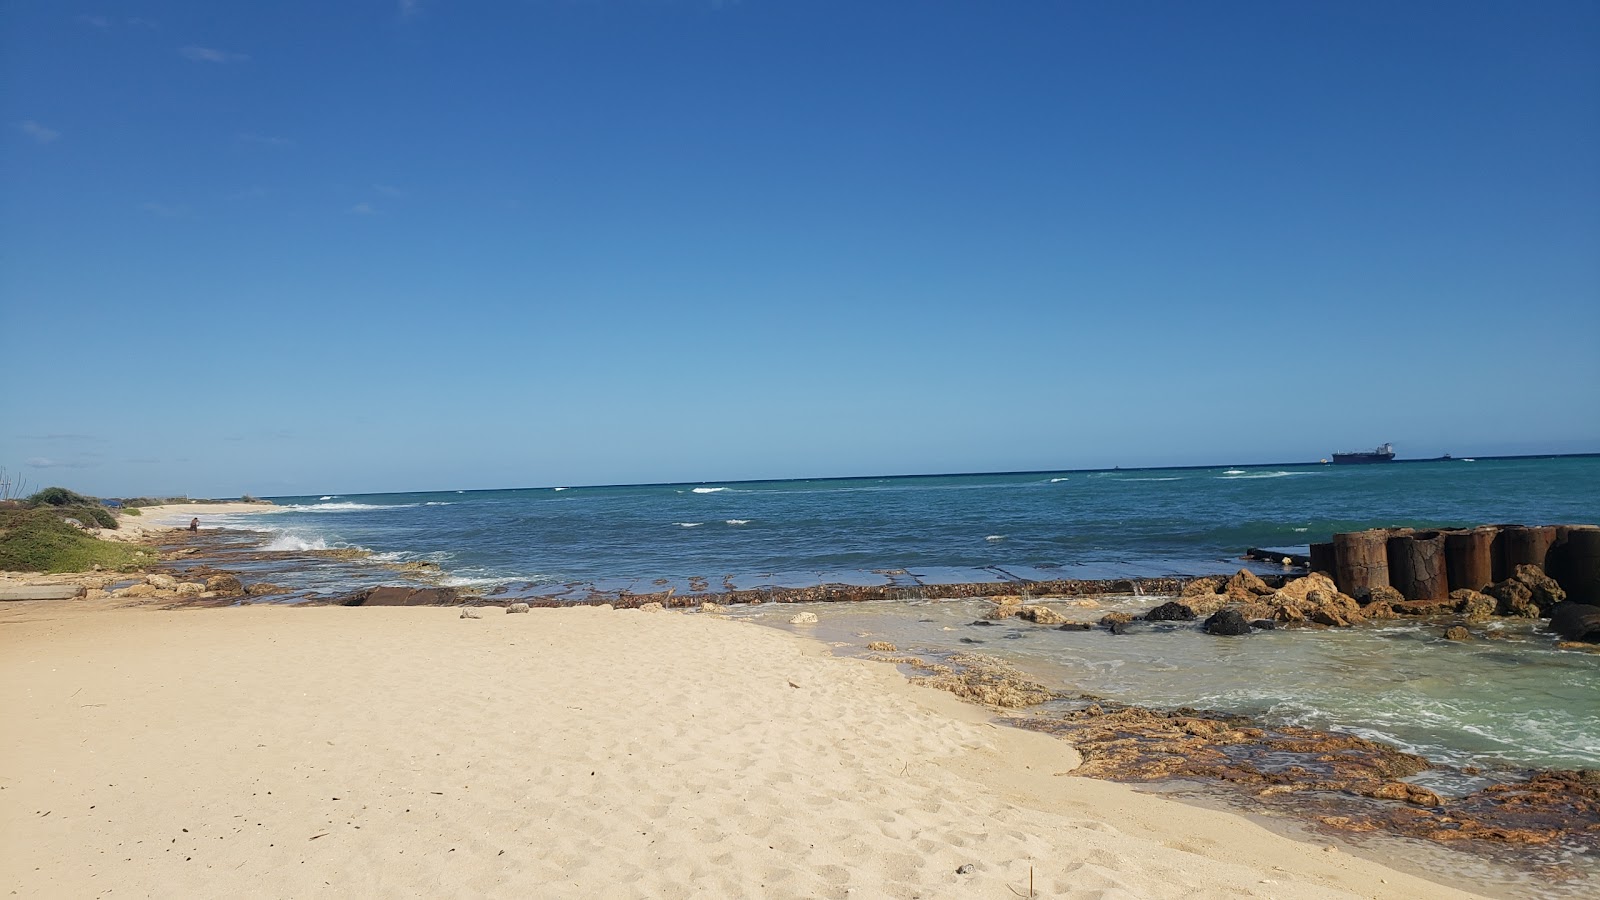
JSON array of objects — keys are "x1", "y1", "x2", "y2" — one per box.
[
  {"x1": 0, "y1": 508, "x2": 157, "y2": 573},
  {"x1": 122, "y1": 506, "x2": 142, "y2": 516}
]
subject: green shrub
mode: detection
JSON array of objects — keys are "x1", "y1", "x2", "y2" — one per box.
[
  {"x1": 27, "y1": 486, "x2": 98, "y2": 507},
  {"x1": 60, "y1": 506, "x2": 118, "y2": 529},
  {"x1": 122, "y1": 506, "x2": 142, "y2": 517},
  {"x1": 0, "y1": 508, "x2": 154, "y2": 573},
  {"x1": 122, "y1": 496, "x2": 189, "y2": 508}
]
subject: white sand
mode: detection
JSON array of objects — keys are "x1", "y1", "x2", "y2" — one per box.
[
  {"x1": 0, "y1": 601, "x2": 1483, "y2": 899},
  {"x1": 100, "y1": 501, "x2": 279, "y2": 542}
]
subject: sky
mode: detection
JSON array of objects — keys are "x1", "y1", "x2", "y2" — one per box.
[{"x1": 2, "y1": 1, "x2": 1597, "y2": 498}]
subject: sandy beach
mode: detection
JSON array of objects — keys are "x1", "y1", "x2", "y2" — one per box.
[
  {"x1": 1, "y1": 598, "x2": 1483, "y2": 899},
  {"x1": 95, "y1": 502, "x2": 279, "y2": 543}
]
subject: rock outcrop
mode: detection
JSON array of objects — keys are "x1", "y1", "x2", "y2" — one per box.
[
  {"x1": 205, "y1": 574, "x2": 243, "y2": 595},
  {"x1": 343, "y1": 586, "x2": 461, "y2": 606},
  {"x1": 1451, "y1": 589, "x2": 1497, "y2": 623},
  {"x1": 1485, "y1": 565, "x2": 1566, "y2": 618},
  {"x1": 1016, "y1": 605, "x2": 1067, "y2": 625},
  {"x1": 1548, "y1": 602, "x2": 1600, "y2": 643},
  {"x1": 1142, "y1": 601, "x2": 1196, "y2": 622},
  {"x1": 1204, "y1": 609, "x2": 1251, "y2": 636}
]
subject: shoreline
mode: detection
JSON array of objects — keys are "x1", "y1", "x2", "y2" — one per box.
[
  {"x1": 1, "y1": 596, "x2": 1486, "y2": 899},
  {"x1": 6, "y1": 514, "x2": 1595, "y2": 896}
]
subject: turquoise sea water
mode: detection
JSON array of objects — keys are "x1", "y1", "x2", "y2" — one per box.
[
  {"x1": 200, "y1": 455, "x2": 1600, "y2": 775},
  {"x1": 218, "y1": 455, "x2": 1599, "y2": 590}
]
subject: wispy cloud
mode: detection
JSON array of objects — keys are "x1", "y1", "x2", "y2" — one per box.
[
  {"x1": 181, "y1": 45, "x2": 249, "y2": 63},
  {"x1": 17, "y1": 120, "x2": 61, "y2": 144},
  {"x1": 76, "y1": 14, "x2": 112, "y2": 28},
  {"x1": 238, "y1": 132, "x2": 293, "y2": 148},
  {"x1": 141, "y1": 201, "x2": 190, "y2": 217},
  {"x1": 26, "y1": 457, "x2": 96, "y2": 469},
  {"x1": 348, "y1": 202, "x2": 379, "y2": 215},
  {"x1": 399, "y1": 0, "x2": 424, "y2": 21}
]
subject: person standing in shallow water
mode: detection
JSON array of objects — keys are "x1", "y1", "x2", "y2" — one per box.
[{"x1": 189, "y1": 517, "x2": 199, "y2": 532}]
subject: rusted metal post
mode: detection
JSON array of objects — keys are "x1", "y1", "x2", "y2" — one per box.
[
  {"x1": 1500, "y1": 525, "x2": 1556, "y2": 575},
  {"x1": 1334, "y1": 529, "x2": 1390, "y2": 600},
  {"x1": 1444, "y1": 527, "x2": 1497, "y2": 593},
  {"x1": 1309, "y1": 541, "x2": 1336, "y2": 576},
  {"x1": 1549, "y1": 525, "x2": 1600, "y2": 604},
  {"x1": 1387, "y1": 530, "x2": 1449, "y2": 601}
]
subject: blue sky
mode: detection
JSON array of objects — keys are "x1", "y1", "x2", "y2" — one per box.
[{"x1": 3, "y1": 1, "x2": 1597, "y2": 498}]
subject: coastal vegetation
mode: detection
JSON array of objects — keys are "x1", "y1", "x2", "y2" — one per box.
[{"x1": 0, "y1": 507, "x2": 155, "y2": 573}]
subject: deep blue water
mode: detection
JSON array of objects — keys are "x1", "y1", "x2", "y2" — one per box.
[{"x1": 210, "y1": 456, "x2": 1600, "y2": 590}]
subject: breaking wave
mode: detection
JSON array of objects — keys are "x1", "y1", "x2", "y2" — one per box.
[
  {"x1": 673, "y1": 522, "x2": 704, "y2": 528},
  {"x1": 1049, "y1": 477, "x2": 1070, "y2": 483},
  {"x1": 725, "y1": 519, "x2": 750, "y2": 526},
  {"x1": 285, "y1": 502, "x2": 416, "y2": 511},
  {"x1": 262, "y1": 533, "x2": 329, "y2": 551},
  {"x1": 691, "y1": 487, "x2": 727, "y2": 494}
]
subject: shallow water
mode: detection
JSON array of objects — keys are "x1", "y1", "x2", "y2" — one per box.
[{"x1": 729, "y1": 597, "x2": 1600, "y2": 773}]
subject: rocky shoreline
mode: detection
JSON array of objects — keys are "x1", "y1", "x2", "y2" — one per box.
[{"x1": 18, "y1": 522, "x2": 1595, "y2": 892}]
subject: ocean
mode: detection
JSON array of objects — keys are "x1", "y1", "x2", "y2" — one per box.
[{"x1": 199, "y1": 456, "x2": 1600, "y2": 776}]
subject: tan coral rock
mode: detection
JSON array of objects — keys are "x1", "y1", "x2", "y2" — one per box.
[
  {"x1": 789, "y1": 611, "x2": 819, "y2": 625},
  {"x1": 988, "y1": 594, "x2": 1024, "y2": 606},
  {"x1": 984, "y1": 604, "x2": 1021, "y2": 620},
  {"x1": 866, "y1": 641, "x2": 897, "y2": 652},
  {"x1": 175, "y1": 582, "x2": 205, "y2": 597},
  {"x1": 205, "y1": 574, "x2": 244, "y2": 595},
  {"x1": 1181, "y1": 576, "x2": 1226, "y2": 597},
  {"x1": 637, "y1": 602, "x2": 664, "y2": 612},
  {"x1": 1017, "y1": 605, "x2": 1067, "y2": 625},
  {"x1": 145, "y1": 573, "x2": 178, "y2": 589}
]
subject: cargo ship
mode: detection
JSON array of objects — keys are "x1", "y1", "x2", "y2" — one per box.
[{"x1": 1331, "y1": 442, "x2": 1396, "y2": 464}]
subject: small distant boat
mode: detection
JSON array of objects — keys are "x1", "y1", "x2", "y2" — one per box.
[{"x1": 1331, "y1": 442, "x2": 1396, "y2": 465}]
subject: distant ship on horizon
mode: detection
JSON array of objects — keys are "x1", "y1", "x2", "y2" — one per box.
[{"x1": 1331, "y1": 442, "x2": 1396, "y2": 465}]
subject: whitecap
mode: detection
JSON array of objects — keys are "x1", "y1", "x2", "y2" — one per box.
[
  {"x1": 262, "y1": 533, "x2": 329, "y2": 552},
  {"x1": 1219, "y1": 471, "x2": 1310, "y2": 480},
  {"x1": 691, "y1": 487, "x2": 726, "y2": 494},
  {"x1": 1293, "y1": 527, "x2": 1308, "y2": 532},
  {"x1": 319, "y1": 495, "x2": 334, "y2": 501},
  {"x1": 1048, "y1": 477, "x2": 1070, "y2": 483},
  {"x1": 985, "y1": 535, "x2": 1005, "y2": 542},
  {"x1": 725, "y1": 519, "x2": 750, "y2": 526},
  {"x1": 285, "y1": 501, "x2": 416, "y2": 511},
  {"x1": 673, "y1": 522, "x2": 704, "y2": 528},
  {"x1": 1222, "y1": 469, "x2": 1246, "y2": 475},
  {"x1": 553, "y1": 487, "x2": 568, "y2": 491},
  {"x1": 424, "y1": 501, "x2": 451, "y2": 506}
]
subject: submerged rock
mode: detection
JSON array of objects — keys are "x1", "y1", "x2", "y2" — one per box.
[
  {"x1": 1443, "y1": 626, "x2": 1472, "y2": 641},
  {"x1": 1548, "y1": 602, "x2": 1600, "y2": 642},
  {"x1": 1142, "y1": 601, "x2": 1196, "y2": 622},
  {"x1": 1204, "y1": 609, "x2": 1251, "y2": 636},
  {"x1": 1016, "y1": 604, "x2": 1067, "y2": 625}
]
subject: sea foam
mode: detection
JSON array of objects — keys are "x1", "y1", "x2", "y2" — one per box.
[{"x1": 691, "y1": 487, "x2": 727, "y2": 494}]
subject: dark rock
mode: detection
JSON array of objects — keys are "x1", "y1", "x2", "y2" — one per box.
[
  {"x1": 968, "y1": 620, "x2": 998, "y2": 627},
  {"x1": 1108, "y1": 621, "x2": 1130, "y2": 635},
  {"x1": 1204, "y1": 609, "x2": 1252, "y2": 636},
  {"x1": 1057, "y1": 622, "x2": 1093, "y2": 631},
  {"x1": 343, "y1": 586, "x2": 461, "y2": 607},
  {"x1": 1110, "y1": 579, "x2": 1137, "y2": 594},
  {"x1": 1485, "y1": 578, "x2": 1537, "y2": 618},
  {"x1": 204, "y1": 574, "x2": 243, "y2": 595},
  {"x1": 1363, "y1": 585, "x2": 1406, "y2": 608},
  {"x1": 1248, "y1": 619, "x2": 1277, "y2": 630},
  {"x1": 1142, "y1": 601, "x2": 1196, "y2": 622},
  {"x1": 955, "y1": 864, "x2": 976, "y2": 875},
  {"x1": 959, "y1": 637, "x2": 985, "y2": 644},
  {"x1": 1548, "y1": 602, "x2": 1600, "y2": 643},
  {"x1": 244, "y1": 582, "x2": 287, "y2": 596}
]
